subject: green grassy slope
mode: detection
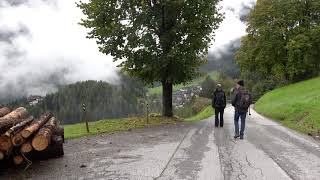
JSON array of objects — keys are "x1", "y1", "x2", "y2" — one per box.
[
  {"x1": 148, "y1": 71, "x2": 218, "y2": 95},
  {"x1": 64, "y1": 117, "x2": 181, "y2": 139},
  {"x1": 255, "y1": 77, "x2": 320, "y2": 135},
  {"x1": 185, "y1": 106, "x2": 214, "y2": 122}
]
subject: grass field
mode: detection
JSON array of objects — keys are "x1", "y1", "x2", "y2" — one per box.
[
  {"x1": 64, "y1": 104, "x2": 215, "y2": 139},
  {"x1": 64, "y1": 117, "x2": 182, "y2": 139},
  {"x1": 185, "y1": 106, "x2": 214, "y2": 122},
  {"x1": 255, "y1": 77, "x2": 320, "y2": 135},
  {"x1": 148, "y1": 71, "x2": 218, "y2": 95}
]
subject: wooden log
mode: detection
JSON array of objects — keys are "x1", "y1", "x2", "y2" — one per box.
[
  {"x1": 31, "y1": 135, "x2": 64, "y2": 160},
  {"x1": 13, "y1": 155, "x2": 23, "y2": 165},
  {"x1": 32, "y1": 117, "x2": 57, "y2": 151},
  {"x1": 4, "y1": 116, "x2": 34, "y2": 137},
  {"x1": 0, "y1": 107, "x2": 28, "y2": 133},
  {"x1": 0, "y1": 107, "x2": 11, "y2": 118},
  {"x1": 21, "y1": 112, "x2": 52, "y2": 139},
  {"x1": 0, "y1": 151, "x2": 4, "y2": 160},
  {"x1": 55, "y1": 126, "x2": 64, "y2": 142},
  {"x1": 0, "y1": 136, "x2": 12, "y2": 151},
  {"x1": 12, "y1": 132, "x2": 26, "y2": 147},
  {"x1": 21, "y1": 141, "x2": 33, "y2": 153}
]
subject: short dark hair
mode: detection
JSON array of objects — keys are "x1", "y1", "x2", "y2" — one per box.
[{"x1": 237, "y1": 80, "x2": 244, "y2": 87}]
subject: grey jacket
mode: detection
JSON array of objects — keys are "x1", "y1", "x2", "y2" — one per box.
[{"x1": 231, "y1": 86, "x2": 252, "y2": 113}]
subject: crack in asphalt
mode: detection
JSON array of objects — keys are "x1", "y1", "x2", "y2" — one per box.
[
  {"x1": 235, "y1": 159, "x2": 247, "y2": 180},
  {"x1": 214, "y1": 127, "x2": 245, "y2": 180},
  {"x1": 154, "y1": 128, "x2": 192, "y2": 180},
  {"x1": 245, "y1": 155, "x2": 264, "y2": 177}
]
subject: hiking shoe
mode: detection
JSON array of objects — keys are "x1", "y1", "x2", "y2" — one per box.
[
  {"x1": 240, "y1": 136, "x2": 244, "y2": 140},
  {"x1": 234, "y1": 135, "x2": 240, "y2": 139}
]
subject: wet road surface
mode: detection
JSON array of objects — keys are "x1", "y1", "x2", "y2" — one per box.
[{"x1": 2, "y1": 106, "x2": 320, "y2": 180}]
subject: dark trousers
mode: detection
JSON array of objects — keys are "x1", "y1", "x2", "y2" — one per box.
[
  {"x1": 234, "y1": 111, "x2": 247, "y2": 137},
  {"x1": 215, "y1": 108, "x2": 224, "y2": 127}
]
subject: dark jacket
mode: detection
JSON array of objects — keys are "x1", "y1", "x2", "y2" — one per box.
[
  {"x1": 231, "y1": 86, "x2": 252, "y2": 113},
  {"x1": 212, "y1": 88, "x2": 226, "y2": 110}
]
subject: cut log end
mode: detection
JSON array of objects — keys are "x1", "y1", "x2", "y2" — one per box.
[
  {"x1": 0, "y1": 136, "x2": 12, "y2": 151},
  {"x1": 13, "y1": 155, "x2": 24, "y2": 165},
  {"x1": 21, "y1": 142, "x2": 33, "y2": 153},
  {"x1": 12, "y1": 133, "x2": 25, "y2": 147},
  {"x1": 32, "y1": 136, "x2": 49, "y2": 151}
]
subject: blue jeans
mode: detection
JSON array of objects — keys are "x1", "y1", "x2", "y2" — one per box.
[{"x1": 234, "y1": 111, "x2": 247, "y2": 137}]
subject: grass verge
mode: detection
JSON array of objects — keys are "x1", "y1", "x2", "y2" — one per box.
[
  {"x1": 185, "y1": 106, "x2": 214, "y2": 122},
  {"x1": 64, "y1": 117, "x2": 182, "y2": 140},
  {"x1": 255, "y1": 77, "x2": 320, "y2": 136}
]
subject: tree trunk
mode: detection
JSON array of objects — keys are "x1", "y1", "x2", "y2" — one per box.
[
  {"x1": 32, "y1": 117, "x2": 57, "y2": 151},
  {"x1": 162, "y1": 81, "x2": 173, "y2": 117},
  {"x1": 0, "y1": 107, "x2": 28, "y2": 133},
  {"x1": 0, "y1": 107, "x2": 11, "y2": 118},
  {"x1": 21, "y1": 112, "x2": 52, "y2": 138}
]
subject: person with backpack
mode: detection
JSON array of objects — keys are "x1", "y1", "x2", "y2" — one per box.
[
  {"x1": 231, "y1": 80, "x2": 252, "y2": 139},
  {"x1": 212, "y1": 84, "x2": 226, "y2": 127}
]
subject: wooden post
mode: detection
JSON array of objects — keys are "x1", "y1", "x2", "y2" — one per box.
[
  {"x1": 82, "y1": 104, "x2": 89, "y2": 133},
  {"x1": 146, "y1": 103, "x2": 149, "y2": 124}
]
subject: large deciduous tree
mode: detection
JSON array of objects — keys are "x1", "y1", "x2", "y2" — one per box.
[
  {"x1": 77, "y1": 0, "x2": 223, "y2": 117},
  {"x1": 236, "y1": 0, "x2": 320, "y2": 83}
]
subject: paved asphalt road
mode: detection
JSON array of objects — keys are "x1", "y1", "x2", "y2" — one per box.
[{"x1": 2, "y1": 106, "x2": 320, "y2": 180}]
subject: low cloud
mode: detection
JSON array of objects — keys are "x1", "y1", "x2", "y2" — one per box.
[
  {"x1": 0, "y1": 0, "x2": 118, "y2": 102},
  {"x1": 209, "y1": 0, "x2": 256, "y2": 56}
]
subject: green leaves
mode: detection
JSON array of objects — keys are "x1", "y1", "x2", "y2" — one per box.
[
  {"x1": 236, "y1": 0, "x2": 320, "y2": 83},
  {"x1": 78, "y1": 0, "x2": 223, "y2": 85}
]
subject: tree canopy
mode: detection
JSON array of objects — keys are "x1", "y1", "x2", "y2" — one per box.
[
  {"x1": 236, "y1": 0, "x2": 320, "y2": 83},
  {"x1": 78, "y1": 0, "x2": 223, "y2": 116}
]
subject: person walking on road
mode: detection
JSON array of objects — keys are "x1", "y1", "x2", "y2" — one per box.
[
  {"x1": 232, "y1": 80, "x2": 252, "y2": 139},
  {"x1": 212, "y1": 84, "x2": 226, "y2": 127}
]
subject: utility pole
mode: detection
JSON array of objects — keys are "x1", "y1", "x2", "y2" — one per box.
[{"x1": 82, "y1": 103, "x2": 90, "y2": 133}]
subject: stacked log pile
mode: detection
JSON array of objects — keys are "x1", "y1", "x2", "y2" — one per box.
[{"x1": 0, "y1": 107, "x2": 64, "y2": 167}]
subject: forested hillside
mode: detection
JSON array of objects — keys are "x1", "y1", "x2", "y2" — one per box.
[
  {"x1": 7, "y1": 76, "x2": 146, "y2": 124},
  {"x1": 236, "y1": 0, "x2": 320, "y2": 99}
]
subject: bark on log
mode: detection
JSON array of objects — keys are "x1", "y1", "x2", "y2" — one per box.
[
  {"x1": 4, "y1": 116, "x2": 34, "y2": 137},
  {"x1": 0, "y1": 107, "x2": 28, "y2": 133},
  {"x1": 21, "y1": 112, "x2": 52, "y2": 139},
  {"x1": 0, "y1": 151, "x2": 4, "y2": 160},
  {"x1": 0, "y1": 107, "x2": 11, "y2": 118},
  {"x1": 0, "y1": 136, "x2": 12, "y2": 151},
  {"x1": 32, "y1": 117, "x2": 57, "y2": 151},
  {"x1": 13, "y1": 155, "x2": 23, "y2": 165},
  {"x1": 55, "y1": 127, "x2": 64, "y2": 142},
  {"x1": 21, "y1": 141, "x2": 33, "y2": 153}
]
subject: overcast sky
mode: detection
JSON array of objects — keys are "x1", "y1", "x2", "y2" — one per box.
[{"x1": 0, "y1": 0, "x2": 256, "y2": 99}]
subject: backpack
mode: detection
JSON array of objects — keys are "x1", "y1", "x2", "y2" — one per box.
[
  {"x1": 239, "y1": 89, "x2": 250, "y2": 110},
  {"x1": 215, "y1": 91, "x2": 225, "y2": 108}
]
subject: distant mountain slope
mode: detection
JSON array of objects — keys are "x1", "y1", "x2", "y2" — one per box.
[
  {"x1": 7, "y1": 76, "x2": 146, "y2": 124},
  {"x1": 255, "y1": 77, "x2": 320, "y2": 137}
]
